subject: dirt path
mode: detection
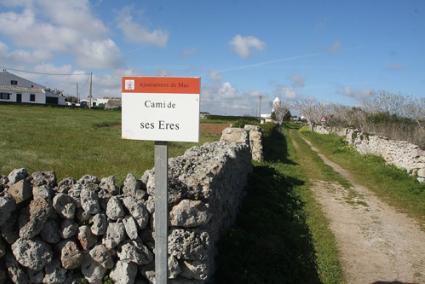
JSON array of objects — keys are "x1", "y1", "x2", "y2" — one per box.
[{"x1": 301, "y1": 136, "x2": 425, "y2": 284}]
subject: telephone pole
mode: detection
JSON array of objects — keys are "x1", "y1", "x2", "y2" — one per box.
[
  {"x1": 89, "y1": 72, "x2": 93, "y2": 109},
  {"x1": 258, "y1": 95, "x2": 263, "y2": 118},
  {"x1": 76, "y1": 82, "x2": 79, "y2": 103}
]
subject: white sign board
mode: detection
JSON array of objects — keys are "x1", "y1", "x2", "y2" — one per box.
[{"x1": 121, "y1": 76, "x2": 200, "y2": 142}]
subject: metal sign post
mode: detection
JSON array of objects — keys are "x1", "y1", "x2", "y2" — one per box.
[
  {"x1": 154, "y1": 141, "x2": 168, "y2": 284},
  {"x1": 121, "y1": 76, "x2": 200, "y2": 283}
]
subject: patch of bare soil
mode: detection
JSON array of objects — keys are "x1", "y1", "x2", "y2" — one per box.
[
  {"x1": 200, "y1": 123, "x2": 230, "y2": 136},
  {"x1": 303, "y1": 138, "x2": 425, "y2": 284}
]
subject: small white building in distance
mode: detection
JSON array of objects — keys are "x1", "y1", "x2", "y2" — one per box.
[
  {"x1": 0, "y1": 70, "x2": 65, "y2": 105},
  {"x1": 79, "y1": 98, "x2": 121, "y2": 109}
]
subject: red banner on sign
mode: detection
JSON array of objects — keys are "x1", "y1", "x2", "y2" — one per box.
[{"x1": 122, "y1": 76, "x2": 200, "y2": 94}]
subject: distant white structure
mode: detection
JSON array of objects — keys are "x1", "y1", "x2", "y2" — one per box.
[
  {"x1": 260, "y1": 113, "x2": 274, "y2": 124},
  {"x1": 272, "y1": 97, "x2": 284, "y2": 125},
  {"x1": 80, "y1": 97, "x2": 121, "y2": 109},
  {"x1": 0, "y1": 70, "x2": 65, "y2": 105}
]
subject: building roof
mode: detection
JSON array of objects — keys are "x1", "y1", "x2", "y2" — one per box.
[{"x1": 0, "y1": 70, "x2": 45, "y2": 89}]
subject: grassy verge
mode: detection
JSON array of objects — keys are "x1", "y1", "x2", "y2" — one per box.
[
  {"x1": 301, "y1": 129, "x2": 425, "y2": 226},
  {"x1": 214, "y1": 125, "x2": 344, "y2": 284},
  {"x1": 0, "y1": 104, "x2": 221, "y2": 181}
]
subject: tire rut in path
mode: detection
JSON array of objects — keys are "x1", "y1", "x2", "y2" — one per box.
[{"x1": 301, "y1": 136, "x2": 425, "y2": 284}]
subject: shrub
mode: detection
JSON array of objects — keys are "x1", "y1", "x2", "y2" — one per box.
[{"x1": 232, "y1": 119, "x2": 258, "y2": 128}]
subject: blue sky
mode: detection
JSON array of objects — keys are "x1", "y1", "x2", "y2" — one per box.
[{"x1": 0, "y1": 0, "x2": 424, "y2": 115}]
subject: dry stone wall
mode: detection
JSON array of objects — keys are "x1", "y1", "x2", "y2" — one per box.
[
  {"x1": 0, "y1": 133, "x2": 254, "y2": 283},
  {"x1": 312, "y1": 125, "x2": 425, "y2": 183},
  {"x1": 221, "y1": 125, "x2": 263, "y2": 162}
]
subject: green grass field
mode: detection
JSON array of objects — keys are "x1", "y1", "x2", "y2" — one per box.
[
  {"x1": 300, "y1": 128, "x2": 425, "y2": 228},
  {"x1": 0, "y1": 104, "x2": 221, "y2": 182}
]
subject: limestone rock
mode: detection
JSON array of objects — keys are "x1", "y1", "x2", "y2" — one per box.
[
  {"x1": 123, "y1": 196, "x2": 149, "y2": 229},
  {"x1": 168, "y1": 255, "x2": 181, "y2": 279},
  {"x1": 106, "y1": 196, "x2": 125, "y2": 220},
  {"x1": 245, "y1": 125, "x2": 263, "y2": 162},
  {"x1": 7, "y1": 168, "x2": 28, "y2": 186},
  {"x1": 181, "y1": 260, "x2": 208, "y2": 280},
  {"x1": 103, "y1": 222, "x2": 126, "y2": 249},
  {"x1": 78, "y1": 225, "x2": 97, "y2": 250},
  {"x1": 19, "y1": 198, "x2": 52, "y2": 239},
  {"x1": 0, "y1": 175, "x2": 8, "y2": 192},
  {"x1": 5, "y1": 253, "x2": 29, "y2": 284},
  {"x1": 61, "y1": 219, "x2": 78, "y2": 239},
  {"x1": 80, "y1": 186, "x2": 100, "y2": 214},
  {"x1": 78, "y1": 175, "x2": 99, "y2": 185},
  {"x1": 99, "y1": 176, "x2": 119, "y2": 195},
  {"x1": 33, "y1": 185, "x2": 53, "y2": 200},
  {"x1": 81, "y1": 255, "x2": 107, "y2": 284},
  {"x1": 31, "y1": 171, "x2": 56, "y2": 188},
  {"x1": 67, "y1": 184, "x2": 83, "y2": 207},
  {"x1": 43, "y1": 259, "x2": 67, "y2": 284},
  {"x1": 0, "y1": 195, "x2": 16, "y2": 226},
  {"x1": 170, "y1": 200, "x2": 210, "y2": 227},
  {"x1": 220, "y1": 127, "x2": 249, "y2": 144},
  {"x1": 59, "y1": 240, "x2": 83, "y2": 270},
  {"x1": 41, "y1": 219, "x2": 61, "y2": 244},
  {"x1": 76, "y1": 207, "x2": 91, "y2": 223},
  {"x1": 123, "y1": 216, "x2": 138, "y2": 240},
  {"x1": 117, "y1": 241, "x2": 153, "y2": 265},
  {"x1": 109, "y1": 260, "x2": 137, "y2": 284},
  {"x1": 90, "y1": 213, "x2": 107, "y2": 236},
  {"x1": 123, "y1": 173, "x2": 145, "y2": 199},
  {"x1": 123, "y1": 173, "x2": 138, "y2": 193},
  {"x1": 7, "y1": 179, "x2": 32, "y2": 204},
  {"x1": 168, "y1": 229, "x2": 209, "y2": 261},
  {"x1": 89, "y1": 244, "x2": 113, "y2": 269},
  {"x1": 57, "y1": 177, "x2": 75, "y2": 193},
  {"x1": 11, "y1": 238, "x2": 52, "y2": 271},
  {"x1": 53, "y1": 193, "x2": 76, "y2": 219},
  {"x1": 145, "y1": 196, "x2": 155, "y2": 214}
]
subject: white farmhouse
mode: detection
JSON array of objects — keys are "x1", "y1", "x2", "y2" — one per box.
[{"x1": 0, "y1": 70, "x2": 65, "y2": 105}]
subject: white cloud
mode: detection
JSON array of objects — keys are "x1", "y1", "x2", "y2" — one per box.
[
  {"x1": 0, "y1": 40, "x2": 52, "y2": 65},
  {"x1": 274, "y1": 85, "x2": 297, "y2": 99},
  {"x1": 201, "y1": 76, "x2": 272, "y2": 116},
  {"x1": 208, "y1": 70, "x2": 222, "y2": 81},
  {"x1": 0, "y1": 0, "x2": 33, "y2": 7},
  {"x1": 117, "y1": 7, "x2": 169, "y2": 47},
  {"x1": 0, "y1": 1, "x2": 122, "y2": 69},
  {"x1": 248, "y1": 91, "x2": 263, "y2": 97},
  {"x1": 340, "y1": 86, "x2": 373, "y2": 99},
  {"x1": 9, "y1": 49, "x2": 51, "y2": 64},
  {"x1": 230, "y1": 34, "x2": 265, "y2": 58},
  {"x1": 290, "y1": 74, "x2": 305, "y2": 87},
  {"x1": 218, "y1": 82, "x2": 238, "y2": 98},
  {"x1": 92, "y1": 68, "x2": 134, "y2": 97},
  {"x1": 37, "y1": 0, "x2": 107, "y2": 38},
  {"x1": 328, "y1": 40, "x2": 342, "y2": 54},
  {"x1": 75, "y1": 39, "x2": 122, "y2": 69},
  {"x1": 33, "y1": 63, "x2": 73, "y2": 74}
]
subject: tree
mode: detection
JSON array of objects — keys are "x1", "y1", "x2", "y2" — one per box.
[
  {"x1": 65, "y1": 96, "x2": 78, "y2": 103},
  {"x1": 292, "y1": 97, "x2": 329, "y2": 129}
]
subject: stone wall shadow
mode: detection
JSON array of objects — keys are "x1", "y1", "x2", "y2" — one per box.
[
  {"x1": 214, "y1": 126, "x2": 320, "y2": 284},
  {"x1": 263, "y1": 126, "x2": 295, "y2": 164}
]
